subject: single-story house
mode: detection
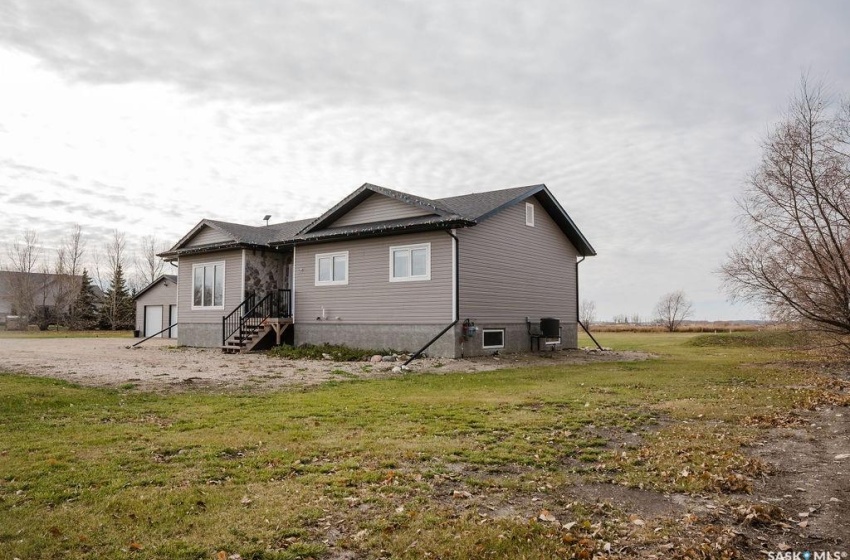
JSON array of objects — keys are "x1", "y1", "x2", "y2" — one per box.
[
  {"x1": 159, "y1": 183, "x2": 595, "y2": 357},
  {"x1": 133, "y1": 274, "x2": 178, "y2": 338}
]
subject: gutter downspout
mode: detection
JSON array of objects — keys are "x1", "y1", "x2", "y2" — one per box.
[
  {"x1": 576, "y1": 255, "x2": 603, "y2": 350},
  {"x1": 404, "y1": 229, "x2": 459, "y2": 366}
]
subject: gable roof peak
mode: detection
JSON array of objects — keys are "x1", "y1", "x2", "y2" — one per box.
[{"x1": 296, "y1": 182, "x2": 463, "y2": 235}]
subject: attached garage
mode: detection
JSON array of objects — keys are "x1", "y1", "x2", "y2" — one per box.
[{"x1": 133, "y1": 275, "x2": 178, "y2": 338}]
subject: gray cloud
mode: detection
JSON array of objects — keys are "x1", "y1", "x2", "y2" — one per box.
[{"x1": 4, "y1": 1, "x2": 849, "y2": 122}]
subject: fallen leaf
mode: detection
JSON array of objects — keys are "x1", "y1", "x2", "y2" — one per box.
[
  {"x1": 798, "y1": 520, "x2": 809, "y2": 528},
  {"x1": 129, "y1": 542, "x2": 143, "y2": 551},
  {"x1": 216, "y1": 551, "x2": 227, "y2": 560},
  {"x1": 538, "y1": 509, "x2": 558, "y2": 523},
  {"x1": 240, "y1": 496, "x2": 252, "y2": 506},
  {"x1": 562, "y1": 521, "x2": 577, "y2": 530},
  {"x1": 834, "y1": 453, "x2": 850, "y2": 460},
  {"x1": 452, "y1": 490, "x2": 472, "y2": 499},
  {"x1": 798, "y1": 512, "x2": 809, "y2": 518},
  {"x1": 778, "y1": 543, "x2": 791, "y2": 551}
]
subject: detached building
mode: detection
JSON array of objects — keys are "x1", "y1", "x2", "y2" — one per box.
[{"x1": 133, "y1": 274, "x2": 178, "y2": 338}]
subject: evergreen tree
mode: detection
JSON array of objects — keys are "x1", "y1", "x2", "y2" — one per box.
[
  {"x1": 70, "y1": 269, "x2": 99, "y2": 330},
  {"x1": 99, "y1": 263, "x2": 134, "y2": 330}
]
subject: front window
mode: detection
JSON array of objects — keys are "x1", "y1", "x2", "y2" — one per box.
[
  {"x1": 192, "y1": 262, "x2": 224, "y2": 308},
  {"x1": 390, "y1": 243, "x2": 430, "y2": 281},
  {"x1": 315, "y1": 252, "x2": 348, "y2": 285}
]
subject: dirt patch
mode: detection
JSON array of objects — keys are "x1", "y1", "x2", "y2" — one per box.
[
  {"x1": 0, "y1": 337, "x2": 649, "y2": 392},
  {"x1": 747, "y1": 406, "x2": 850, "y2": 548}
]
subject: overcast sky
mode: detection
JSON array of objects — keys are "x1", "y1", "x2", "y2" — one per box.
[{"x1": 2, "y1": 1, "x2": 849, "y2": 321}]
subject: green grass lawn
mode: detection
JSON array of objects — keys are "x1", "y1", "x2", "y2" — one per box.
[{"x1": 0, "y1": 332, "x2": 845, "y2": 559}]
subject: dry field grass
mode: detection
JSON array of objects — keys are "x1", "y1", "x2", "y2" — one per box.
[{"x1": 0, "y1": 331, "x2": 848, "y2": 559}]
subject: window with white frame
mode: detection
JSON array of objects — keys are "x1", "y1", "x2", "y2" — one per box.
[
  {"x1": 315, "y1": 251, "x2": 348, "y2": 285},
  {"x1": 192, "y1": 262, "x2": 224, "y2": 308},
  {"x1": 389, "y1": 243, "x2": 430, "y2": 281},
  {"x1": 525, "y1": 202, "x2": 535, "y2": 226},
  {"x1": 482, "y1": 329, "x2": 505, "y2": 349}
]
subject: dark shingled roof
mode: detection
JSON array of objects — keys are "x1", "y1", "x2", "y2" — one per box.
[
  {"x1": 160, "y1": 217, "x2": 316, "y2": 257},
  {"x1": 280, "y1": 214, "x2": 474, "y2": 245},
  {"x1": 436, "y1": 184, "x2": 543, "y2": 220},
  {"x1": 162, "y1": 183, "x2": 595, "y2": 257},
  {"x1": 205, "y1": 218, "x2": 315, "y2": 246}
]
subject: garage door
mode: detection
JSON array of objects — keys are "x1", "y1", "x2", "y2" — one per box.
[
  {"x1": 169, "y1": 305, "x2": 178, "y2": 338},
  {"x1": 145, "y1": 305, "x2": 163, "y2": 337}
]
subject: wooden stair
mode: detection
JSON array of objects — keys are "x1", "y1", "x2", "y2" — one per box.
[{"x1": 222, "y1": 318, "x2": 292, "y2": 354}]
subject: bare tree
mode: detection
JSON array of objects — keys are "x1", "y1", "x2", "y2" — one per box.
[
  {"x1": 579, "y1": 299, "x2": 597, "y2": 330},
  {"x1": 630, "y1": 313, "x2": 643, "y2": 326},
  {"x1": 654, "y1": 290, "x2": 693, "y2": 332},
  {"x1": 5, "y1": 229, "x2": 42, "y2": 320},
  {"x1": 54, "y1": 225, "x2": 86, "y2": 327},
  {"x1": 721, "y1": 78, "x2": 850, "y2": 337},
  {"x1": 136, "y1": 235, "x2": 165, "y2": 287}
]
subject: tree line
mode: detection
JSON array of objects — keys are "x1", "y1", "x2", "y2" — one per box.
[
  {"x1": 580, "y1": 290, "x2": 693, "y2": 332},
  {"x1": 2, "y1": 227, "x2": 170, "y2": 331}
]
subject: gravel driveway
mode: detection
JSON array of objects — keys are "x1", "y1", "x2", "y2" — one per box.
[{"x1": 0, "y1": 337, "x2": 647, "y2": 392}]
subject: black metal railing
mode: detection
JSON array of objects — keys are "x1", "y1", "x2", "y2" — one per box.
[{"x1": 222, "y1": 289, "x2": 291, "y2": 347}]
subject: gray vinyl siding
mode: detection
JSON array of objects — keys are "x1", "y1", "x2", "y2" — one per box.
[
  {"x1": 294, "y1": 231, "x2": 452, "y2": 325},
  {"x1": 457, "y1": 197, "x2": 578, "y2": 324},
  {"x1": 134, "y1": 279, "x2": 177, "y2": 333},
  {"x1": 185, "y1": 225, "x2": 232, "y2": 247},
  {"x1": 331, "y1": 193, "x2": 434, "y2": 227},
  {"x1": 177, "y1": 250, "x2": 244, "y2": 324}
]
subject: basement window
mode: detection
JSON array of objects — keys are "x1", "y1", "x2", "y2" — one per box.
[
  {"x1": 525, "y1": 202, "x2": 534, "y2": 227},
  {"x1": 482, "y1": 329, "x2": 505, "y2": 349}
]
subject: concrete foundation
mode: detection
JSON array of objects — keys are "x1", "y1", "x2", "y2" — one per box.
[
  {"x1": 455, "y1": 322, "x2": 578, "y2": 358},
  {"x1": 179, "y1": 320, "x2": 578, "y2": 358},
  {"x1": 295, "y1": 322, "x2": 457, "y2": 358},
  {"x1": 179, "y1": 323, "x2": 221, "y2": 348}
]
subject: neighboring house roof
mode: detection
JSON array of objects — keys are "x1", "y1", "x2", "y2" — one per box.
[
  {"x1": 133, "y1": 274, "x2": 178, "y2": 301},
  {"x1": 0, "y1": 270, "x2": 102, "y2": 308},
  {"x1": 162, "y1": 182, "x2": 596, "y2": 257}
]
